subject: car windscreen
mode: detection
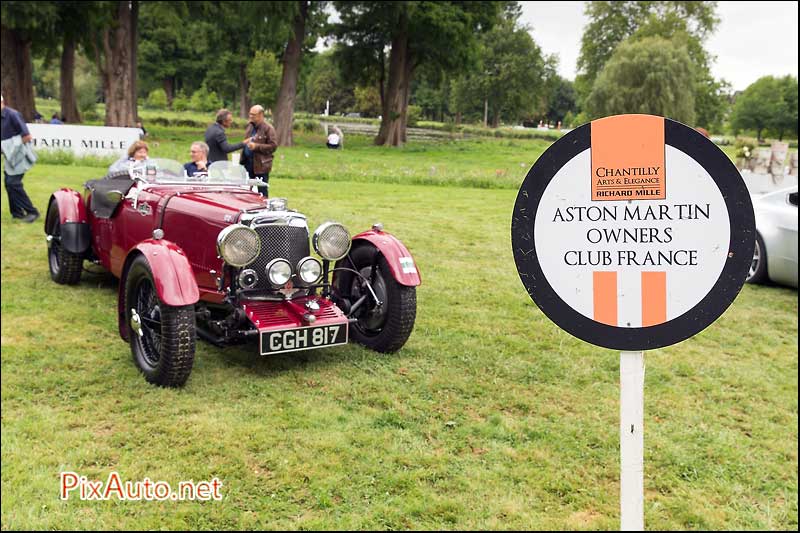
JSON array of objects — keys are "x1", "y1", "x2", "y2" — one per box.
[{"x1": 131, "y1": 159, "x2": 249, "y2": 185}]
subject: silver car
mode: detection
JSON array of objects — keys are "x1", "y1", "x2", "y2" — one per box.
[{"x1": 747, "y1": 186, "x2": 798, "y2": 288}]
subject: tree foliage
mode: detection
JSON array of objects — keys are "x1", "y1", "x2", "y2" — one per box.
[
  {"x1": 585, "y1": 37, "x2": 696, "y2": 124},
  {"x1": 576, "y1": 1, "x2": 723, "y2": 128},
  {"x1": 247, "y1": 50, "x2": 282, "y2": 110},
  {"x1": 449, "y1": 11, "x2": 548, "y2": 126},
  {"x1": 303, "y1": 50, "x2": 355, "y2": 114},
  {"x1": 333, "y1": 1, "x2": 500, "y2": 145},
  {"x1": 731, "y1": 76, "x2": 799, "y2": 141}
]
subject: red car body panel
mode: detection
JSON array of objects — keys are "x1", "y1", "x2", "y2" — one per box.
[
  {"x1": 242, "y1": 296, "x2": 348, "y2": 330},
  {"x1": 128, "y1": 240, "x2": 200, "y2": 306},
  {"x1": 50, "y1": 189, "x2": 88, "y2": 224},
  {"x1": 350, "y1": 230, "x2": 422, "y2": 286}
]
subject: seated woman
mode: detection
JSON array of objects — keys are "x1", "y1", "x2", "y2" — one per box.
[
  {"x1": 184, "y1": 141, "x2": 210, "y2": 176},
  {"x1": 108, "y1": 140, "x2": 149, "y2": 174}
]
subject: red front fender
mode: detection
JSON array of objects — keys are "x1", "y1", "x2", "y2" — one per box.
[
  {"x1": 48, "y1": 188, "x2": 88, "y2": 224},
  {"x1": 348, "y1": 230, "x2": 421, "y2": 286},
  {"x1": 117, "y1": 240, "x2": 199, "y2": 341}
]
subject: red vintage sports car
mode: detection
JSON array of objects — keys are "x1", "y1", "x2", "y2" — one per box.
[{"x1": 45, "y1": 159, "x2": 420, "y2": 387}]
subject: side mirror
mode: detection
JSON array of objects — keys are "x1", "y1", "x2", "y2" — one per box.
[{"x1": 106, "y1": 190, "x2": 124, "y2": 203}]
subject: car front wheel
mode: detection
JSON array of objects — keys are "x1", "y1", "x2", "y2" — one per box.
[
  {"x1": 336, "y1": 244, "x2": 417, "y2": 353},
  {"x1": 746, "y1": 233, "x2": 768, "y2": 284},
  {"x1": 125, "y1": 255, "x2": 195, "y2": 387}
]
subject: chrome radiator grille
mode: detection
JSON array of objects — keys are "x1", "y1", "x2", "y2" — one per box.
[{"x1": 247, "y1": 224, "x2": 310, "y2": 288}]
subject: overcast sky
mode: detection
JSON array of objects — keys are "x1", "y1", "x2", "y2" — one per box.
[{"x1": 520, "y1": 1, "x2": 799, "y2": 91}]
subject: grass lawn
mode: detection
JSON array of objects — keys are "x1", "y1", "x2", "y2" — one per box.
[{"x1": 1, "y1": 131, "x2": 797, "y2": 529}]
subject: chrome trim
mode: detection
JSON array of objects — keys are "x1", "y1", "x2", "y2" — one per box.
[
  {"x1": 239, "y1": 210, "x2": 307, "y2": 227},
  {"x1": 130, "y1": 308, "x2": 144, "y2": 337},
  {"x1": 238, "y1": 269, "x2": 259, "y2": 289}
]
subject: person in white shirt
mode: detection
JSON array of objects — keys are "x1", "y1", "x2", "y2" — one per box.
[{"x1": 326, "y1": 125, "x2": 343, "y2": 149}]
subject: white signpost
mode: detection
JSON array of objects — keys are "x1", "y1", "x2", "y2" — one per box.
[
  {"x1": 26, "y1": 123, "x2": 142, "y2": 157},
  {"x1": 512, "y1": 114, "x2": 755, "y2": 529}
]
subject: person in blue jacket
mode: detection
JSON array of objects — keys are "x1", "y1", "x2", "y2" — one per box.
[{"x1": 1, "y1": 95, "x2": 39, "y2": 223}]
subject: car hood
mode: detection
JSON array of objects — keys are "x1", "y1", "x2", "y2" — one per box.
[{"x1": 165, "y1": 189, "x2": 268, "y2": 222}]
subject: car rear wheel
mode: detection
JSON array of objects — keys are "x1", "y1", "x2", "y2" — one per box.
[
  {"x1": 336, "y1": 244, "x2": 416, "y2": 353},
  {"x1": 125, "y1": 255, "x2": 195, "y2": 387},
  {"x1": 45, "y1": 202, "x2": 83, "y2": 285},
  {"x1": 747, "y1": 233, "x2": 768, "y2": 284}
]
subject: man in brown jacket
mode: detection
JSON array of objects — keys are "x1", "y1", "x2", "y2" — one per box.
[{"x1": 244, "y1": 105, "x2": 278, "y2": 196}]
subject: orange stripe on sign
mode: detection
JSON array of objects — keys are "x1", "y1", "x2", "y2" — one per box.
[
  {"x1": 641, "y1": 271, "x2": 667, "y2": 326},
  {"x1": 593, "y1": 271, "x2": 618, "y2": 326}
]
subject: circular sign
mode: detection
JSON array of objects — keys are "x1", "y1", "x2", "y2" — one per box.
[{"x1": 512, "y1": 115, "x2": 755, "y2": 350}]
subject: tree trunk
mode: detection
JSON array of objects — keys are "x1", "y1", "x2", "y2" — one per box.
[
  {"x1": 375, "y1": 13, "x2": 410, "y2": 147},
  {"x1": 239, "y1": 63, "x2": 250, "y2": 118},
  {"x1": 60, "y1": 34, "x2": 81, "y2": 123},
  {"x1": 483, "y1": 98, "x2": 488, "y2": 128},
  {"x1": 98, "y1": 1, "x2": 138, "y2": 126},
  {"x1": 400, "y1": 56, "x2": 411, "y2": 144},
  {"x1": 163, "y1": 77, "x2": 174, "y2": 108},
  {"x1": 130, "y1": 0, "x2": 139, "y2": 120},
  {"x1": 1, "y1": 24, "x2": 36, "y2": 121},
  {"x1": 274, "y1": 0, "x2": 309, "y2": 147},
  {"x1": 378, "y1": 48, "x2": 385, "y2": 114},
  {"x1": 455, "y1": 111, "x2": 462, "y2": 126}
]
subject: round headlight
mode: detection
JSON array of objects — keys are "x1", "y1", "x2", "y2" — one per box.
[
  {"x1": 313, "y1": 222, "x2": 351, "y2": 261},
  {"x1": 297, "y1": 256, "x2": 322, "y2": 284},
  {"x1": 216, "y1": 225, "x2": 261, "y2": 267},
  {"x1": 266, "y1": 258, "x2": 292, "y2": 287}
]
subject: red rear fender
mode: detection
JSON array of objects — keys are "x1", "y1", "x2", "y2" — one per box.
[{"x1": 47, "y1": 189, "x2": 88, "y2": 225}]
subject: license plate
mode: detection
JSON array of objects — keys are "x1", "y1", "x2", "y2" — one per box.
[{"x1": 259, "y1": 323, "x2": 348, "y2": 355}]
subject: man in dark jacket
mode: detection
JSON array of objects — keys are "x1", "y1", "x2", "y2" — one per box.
[
  {"x1": 244, "y1": 105, "x2": 278, "y2": 196},
  {"x1": 1, "y1": 95, "x2": 39, "y2": 222},
  {"x1": 205, "y1": 109, "x2": 250, "y2": 163}
]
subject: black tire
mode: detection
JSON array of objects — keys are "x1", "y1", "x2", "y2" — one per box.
[
  {"x1": 45, "y1": 202, "x2": 83, "y2": 285},
  {"x1": 124, "y1": 255, "x2": 196, "y2": 387},
  {"x1": 746, "y1": 232, "x2": 769, "y2": 284},
  {"x1": 335, "y1": 244, "x2": 417, "y2": 353}
]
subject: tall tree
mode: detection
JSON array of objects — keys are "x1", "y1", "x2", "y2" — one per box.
[
  {"x1": 545, "y1": 76, "x2": 577, "y2": 126},
  {"x1": 0, "y1": 2, "x2": 58, "y2": 120},
  {"x1": 585, "y1": 37, "x2": 696, "y2": 124},
  {"x1": 55, "y1": 1, "x2": 106, "y2": 123},
  {"x1": 138, "y1": 1, "x2": 212, "y2": 106},
  {"x1": 334, "y1": 1, "x2": 500, "y2": 146},
  {"x1": 304, "y1": 50, "x2": 355, "y2": 114},
  {"x1": 731, "y1": 76, "x2": 798, "y2": 141},
  {"x1": 448, "y1": 10, "x2": 548, "y2": 127},
  {"x1": 274, "y1": 1, "x2": 329, "y2": 146},
  {"x1": 89, "y1": 1, "x2": 140, "y2": 126},
  {"x1": 201, "y1": 2, "x2": 288, "y2": 118},
  {"x1": 575, "y1": 1, "x2": 719, "y2": 113}
]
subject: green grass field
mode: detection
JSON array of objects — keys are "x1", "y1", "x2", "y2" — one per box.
[{"x1": 1, "y1": 131, "x2": 797, "y2": 529}]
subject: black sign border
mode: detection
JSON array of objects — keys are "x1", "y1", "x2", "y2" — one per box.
[{"x1": 512, "y1": 117, "x2": 755, "y2": 351}]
